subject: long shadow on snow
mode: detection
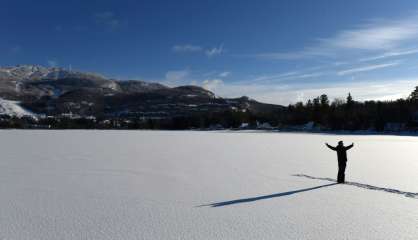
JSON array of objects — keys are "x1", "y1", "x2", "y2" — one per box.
[
  {"x1": 198, "y1": 183, "x2": 338, "y2": 207},
  {"x1": 294, "y1": 174, "x2": 418, "y2": 199}
]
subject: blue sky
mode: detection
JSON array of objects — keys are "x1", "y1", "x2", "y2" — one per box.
[{"x1": 3, "y1": 0, "x2": 418, "y2": 104}]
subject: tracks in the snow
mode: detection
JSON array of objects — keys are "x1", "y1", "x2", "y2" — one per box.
[{"x1": 293, "y1": 174, "x2": 418, "y2": 199}]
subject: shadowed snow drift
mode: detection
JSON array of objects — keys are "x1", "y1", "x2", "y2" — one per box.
[{"x1": 199, "y1": 174, "x2": 418, "y2": 208}]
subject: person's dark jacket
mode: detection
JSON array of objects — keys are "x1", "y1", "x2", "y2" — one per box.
[{"x1": 326, "y1": 143, "x2": 353, "y2": 164}]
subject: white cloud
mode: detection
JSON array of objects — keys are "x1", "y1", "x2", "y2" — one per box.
[
  {"x1": 173, "y1": 44, "x2": 225, "y2": 58},
  {"x1": 292, "y1": 72, "x2": 325, "y2": 79},
  {"x1": 248, "y1": 71, "x2": 300, "y2": 83},
  {"x1": 320, "y1": 19, "x2": 418, "y2": 51},
  {"x1": 235, "y1": 70, "x2": 327, "y2": 85},
  {"x1": 205, "y1": 44, "x2": 224, "y2": 57},
  {"x1": 172, "y1": 45, "x2": 203, "y2": 52},
  {"x1": 202, "y1": 79, "x2": 224, "y2": 92},
  {"x1": 337, "y1": 62, "x2": 400, "y2": 76},
  {"x1": 219, "y1": 71, "x2": 231, "y2": 77},
  {"x1": 161, "y1": 69, "x2": 231, "y2": 87},
  {"x1": 154, "y1": 63, "x2": 414, "y2": 105},
  {"x1": 250, "y1": 14, "x2": 418, "y2": 61},
  {"x1": 359, "y1": 48, "x2": 418, "y2": 62}
]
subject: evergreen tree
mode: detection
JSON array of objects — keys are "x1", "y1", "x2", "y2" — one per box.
[
  {"x1": 409, "y1": 86, "x2": 418, "y2": 101},
  {"x1": 346, "y1": 92, "x2": 354, "y2": 109},
  {"x1": 320, "y1": 94, "x2": 329, "y2": 107},
  {"x1": 313, "y1": 97, "x2": 320, "y2": 108},
  {"x1": 347, "y1": 93, "x2": 353, "y2": 104},
  {"x1": 306, "y1": 99, "x2": 313, "y2": 108}
]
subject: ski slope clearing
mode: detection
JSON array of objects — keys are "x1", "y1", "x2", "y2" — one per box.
[
  {"x1": 0, "y1": 98, "x2": 36, "y2": 118},
  {"x1": 0, "y1": 130, "x2": 417, "y2": 239}
]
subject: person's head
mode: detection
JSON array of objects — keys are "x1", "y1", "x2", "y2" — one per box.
[{"x1": 338, "y1": 141, "x2": 343, "y2": 146}]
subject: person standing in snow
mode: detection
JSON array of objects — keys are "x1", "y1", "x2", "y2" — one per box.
[{"x1": 325, "y1": 141, "x2": 354, "y2": 183}]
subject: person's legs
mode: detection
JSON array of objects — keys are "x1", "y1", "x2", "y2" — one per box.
[
  {"x1": 337, "y1": 169, "x2": 343, "y2": 183},
  {"x1": 337, "y1": 164, "x2": 346, "y2": 183}
]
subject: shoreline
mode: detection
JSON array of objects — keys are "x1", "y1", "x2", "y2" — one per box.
[{"x1": 1, "y1": 128, "x2": 418, "y2": 137}]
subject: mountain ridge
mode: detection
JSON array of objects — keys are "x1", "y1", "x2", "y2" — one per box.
[{"x1": 0, "y1": 65, "x2": 284, "y2": 118}]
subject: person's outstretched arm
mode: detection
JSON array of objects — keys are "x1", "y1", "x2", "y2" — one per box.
[
  {"x1": 345, "y1": 143, "x2": 354, "y2": 150},
  {"x1": 325, "y1": 143, "x2": 336, "y2": 151}
]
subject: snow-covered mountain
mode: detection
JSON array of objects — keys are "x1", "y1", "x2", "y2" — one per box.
[
  {"x1": 0, "y1": 65, "x2": 105, "y2": 81},
  {"x1": 0, "y1": 65, "x2": 168, "y2": 100},
  {"x1": 0, "y1": 65, "x2": 283, "y2": 117}
]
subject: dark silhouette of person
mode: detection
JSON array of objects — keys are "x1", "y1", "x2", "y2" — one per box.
[{"x1": 325, "y1": 141, "x2": 354, "y2": 183}]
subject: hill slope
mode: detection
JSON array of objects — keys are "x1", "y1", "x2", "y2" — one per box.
[{"x1": 0, "y1": 65, "x2": 284, "y2": 118}]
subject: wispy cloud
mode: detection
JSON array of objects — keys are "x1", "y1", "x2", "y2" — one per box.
[
  {"x1": 207, "y1": 78, "x2": 417, "y2": 105},
  {"x1": 254, "y1": 52, "x2": 309, "y2": 60},
  {"x1": 236, "y1": 70, "x2": 327, "y2": 85},
  {"x1": 202, "y1": 79, "x2": 224, "y2": 92},
  {"x1": 253, "y1": 71, "x2": 300, "y2": 81},
  {"x1": 320, "y1": 18, "x2": 418, "y2": 51},
  {"x1": 337, "y1": 62, "x2": 400, "y2": 76},
  {"x1": 164, "y1": 13, "x2": 418, "y2": 104},
  {"x1": 205, "y1": 44, "x2": 224, "y2": 57},
  {"x1": 158, "y1": 68, "x2": 233, "y2": 93},
  {"x1": 94, "y1": 11, "x2": 121, "y2": 30},
  {"x1": 250, "y1": 14, "x2": 418, "y2": 61},
  {"x1": 172, "y1": 43, "x2": 224, "y2": 57},
  {"x1": 359, "y1": 48, "x2": 418, "y2": 62},
  {"x1": 219, "y1": 71, "x2": 231, "y2": 77},
  {"x1": 153, "y1": 63, "x2": 414, "y2": 104},
  {"x1": 172, "y1": 44, "x2": 203, "y2": 53}
]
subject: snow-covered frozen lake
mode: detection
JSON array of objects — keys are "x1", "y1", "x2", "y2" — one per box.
[{"x1": 0, "y1": 130, "x2": 417, "y2": 239}]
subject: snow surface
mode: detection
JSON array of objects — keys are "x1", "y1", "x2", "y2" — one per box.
[
  {"x1": 0, "y1": 98, "x2": 36, "y2": 118},
  {"x1": 0, "y1": 130, "x2": 417, "y2": 239}
]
